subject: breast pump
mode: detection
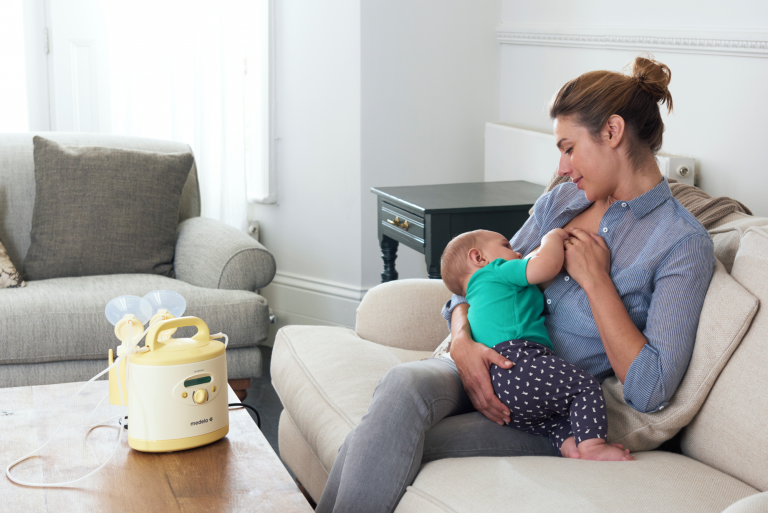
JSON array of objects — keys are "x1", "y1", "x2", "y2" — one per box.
[{"x1": 5, "y1": 290, "x2": 230, "y2": 487}]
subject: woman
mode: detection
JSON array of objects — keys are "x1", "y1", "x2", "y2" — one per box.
[{"x1": 316, "y1": 56, "x2": 715, "y2": 513}]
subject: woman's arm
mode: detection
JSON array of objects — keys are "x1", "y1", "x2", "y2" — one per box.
[
  {"x1": 563, "y1": 228, "x2": 644, "y2": 381},
  {"x1": 565, "y1": 227, "x2": 715, "y2": 412},
  {"x1": 621, "y1": 235, "x2": 715, "y2": 411},
  {"x1": 450, "y1": 304, "x2": 513, "y2": 425}
]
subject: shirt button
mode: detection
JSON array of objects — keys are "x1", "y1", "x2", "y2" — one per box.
[
  {"x1": 659, "y1": 405, "x2": 665, "y2": 410},
  {"x1": 546, "y1": 299, "x2": 552, "y2": 304},
  {"x1": 564, "y1": 276, "x2": 570, "y2": 281},
  {"x1": 621, "y1": 202, "x2": 627, "y2": 208},
  {"x1": 602, "y1": 227, "x2": 608, "y2": 233}
]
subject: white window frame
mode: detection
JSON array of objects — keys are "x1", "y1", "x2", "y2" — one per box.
[{"x1": 246, "y1": 0, "x2": 277, "y2": 205}]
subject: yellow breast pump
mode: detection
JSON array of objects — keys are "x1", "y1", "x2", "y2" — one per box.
[
  {"x1": 105, "y1": 290, "x2": 230, "y2": 452},
  {"x1": 6, "y1": 290, "x2": 230, "y2": 489}
]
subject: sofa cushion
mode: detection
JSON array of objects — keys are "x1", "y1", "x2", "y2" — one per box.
[
  {"x1": 681, "y1": 226, "x2": 768, "y2": 492},
  {"x1": 23, "y1": 136, "x2": 193, "y2": 280},
  {"x1": 0, "y1": 133, "x2": 200, "y2": 273},
  {"x1": 601, "y1": 258, "x2": 758, "y2": 451},
  {"x1": 271, "y1": 325, "x2": 432, "y2": 474},
  {"x1": 0, "y1": 274, "x2": 269, "y2": 365},
  {"x1": 0, "y1": 237, "x2": 24, "y2": 288},
  {"x1": 0, "y1": 345, "x2": 261, "y2": 387},
  {"x1": 709, "y1": 215, "x2": 768, "y2": 273},
  {"x1": 396, "y1": 452, "x2": 757, "y2": 513}
]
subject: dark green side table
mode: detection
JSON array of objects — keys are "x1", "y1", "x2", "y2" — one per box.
[{"x1": 371, "y1": 180, "x2": 544, "y2": 282}]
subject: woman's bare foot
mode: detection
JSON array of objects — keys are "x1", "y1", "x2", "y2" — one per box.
[{"x1": 577, "y1": 438, "x2": 634, "y2": 461}]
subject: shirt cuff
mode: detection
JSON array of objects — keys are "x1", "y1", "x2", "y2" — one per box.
[
  {"x1": 442, "y1": 294, "x2": 468, "y2": 331},
  {"x1": 622, "y1": 344, "x2": 669, "y2": 413}
]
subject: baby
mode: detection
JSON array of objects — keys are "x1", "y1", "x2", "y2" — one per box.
[{"x1": 441, "y1": 229, "x2": 632, "y2": 461}]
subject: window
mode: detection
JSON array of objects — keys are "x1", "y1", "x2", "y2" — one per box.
[
  {"x1": 3, "y1": 0, "x2": 275, "y2": 228},
  {"x1": 106, "y1": 0, "x2": 276, "y2": 226}
]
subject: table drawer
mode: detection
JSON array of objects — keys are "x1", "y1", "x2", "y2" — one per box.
[{"x1": 379, "y1": 202, "x2": 425, "y2": 247}]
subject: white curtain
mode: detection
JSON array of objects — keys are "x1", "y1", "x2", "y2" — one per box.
[
  {"x1": 107, "y1": 0, "x2": 262, "y2": 230},
  {"x1": 0, "y1": 0, "x2": 29, "y2": 133}
]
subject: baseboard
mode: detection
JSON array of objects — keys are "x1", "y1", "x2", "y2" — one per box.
[
  {"x1": 271, "y1": 270, "x2": 369, "y2": 301},
  {"x1": 260, "y1": 273, "x2": 367, "y2": 346}
]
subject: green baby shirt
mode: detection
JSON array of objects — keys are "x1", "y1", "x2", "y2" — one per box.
[{"x1": 465, "y1": 258, "x2": 553, "y2": 349}]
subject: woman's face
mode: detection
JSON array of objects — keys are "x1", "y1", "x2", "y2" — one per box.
[{"x1": 553, "y1": 116, "x2": 619, "y2": 202}]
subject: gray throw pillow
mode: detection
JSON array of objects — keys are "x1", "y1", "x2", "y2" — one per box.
[{"x1": 23, "y1": 136, "x2": 194, "y2": 280}]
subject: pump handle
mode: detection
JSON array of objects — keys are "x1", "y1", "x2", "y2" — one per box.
[{"x1": 145, "y1": 316, "x2": 210, "y2": 353}]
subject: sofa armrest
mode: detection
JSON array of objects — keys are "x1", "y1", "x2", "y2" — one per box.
[
  {"x1": 355, "y1": 279, "x2": 453, "y2": 352},
  {"x1": 174, "y1": 217, "x2": 276, "y2": 291}
]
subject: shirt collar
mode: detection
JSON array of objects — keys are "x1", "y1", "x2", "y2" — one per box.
[{"x1": 626, "y1": 179, "x2": 672, "y2": 219}]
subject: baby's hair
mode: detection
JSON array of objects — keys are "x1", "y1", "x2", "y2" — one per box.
[{"x1": 441, "y1": 231, "x2": 481, "y2": 296}]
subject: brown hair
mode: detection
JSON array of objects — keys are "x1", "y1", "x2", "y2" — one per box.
[
  {"x1": 440, "y1": 231, "x2": 480, "y2": 296},
  {"x1": 549, "y1": 55, "x2": 673, "y2": 168}
]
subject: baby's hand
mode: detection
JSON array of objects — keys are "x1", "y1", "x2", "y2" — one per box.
[{"x1": 546, "y1": 228, "x2": 570, "y2": 242}]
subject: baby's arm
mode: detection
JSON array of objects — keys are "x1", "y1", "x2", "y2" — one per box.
[{"x1": 525, "y1": 228, "x2": 568, "y2": 285}]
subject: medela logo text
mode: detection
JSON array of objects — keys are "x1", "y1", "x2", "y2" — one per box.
[{"x1": 191, "y1": 417, "x2": 213, "y2": 426}]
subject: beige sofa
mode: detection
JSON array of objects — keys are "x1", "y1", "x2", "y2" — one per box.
[{"x1": 272, "y1": 211, "x2": 768, "y2": 513}]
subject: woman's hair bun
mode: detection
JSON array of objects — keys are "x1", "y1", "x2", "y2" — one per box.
[{"x1": 631, "y1": 55, "x2": 673, "y2": 113}]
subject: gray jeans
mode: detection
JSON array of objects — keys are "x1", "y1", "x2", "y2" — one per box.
[{"x1": 315, "y1": 357, "x2": 560, "y2": 513}]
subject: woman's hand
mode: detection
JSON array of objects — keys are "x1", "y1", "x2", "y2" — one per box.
[
  {"x1": 564, "y1": 227, "x2": 647, "y2": 383},
  {"x1": 564, "y1": 227, "x2": 611, "y2": 292},
  {"x1": 450, "y1": 304, "x2": 512, "y2": 425}
]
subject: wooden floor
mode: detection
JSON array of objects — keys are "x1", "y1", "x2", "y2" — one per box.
[{"x1": 1, "y1": 381, "x2": 313, "y2": 512}]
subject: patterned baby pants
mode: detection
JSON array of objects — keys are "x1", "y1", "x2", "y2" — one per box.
[{"x1": 490, "y1": 339, "x2": 607, "y2": 451}]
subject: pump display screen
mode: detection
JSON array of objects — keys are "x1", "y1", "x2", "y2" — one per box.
[{"x1": 184, "y1": 376, "x2": 212, "y2": 388}]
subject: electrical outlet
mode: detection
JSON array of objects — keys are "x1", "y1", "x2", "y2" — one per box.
[
  {"x1": 657, "y1": 153, "x2": 696, "y2": 186},
  {"x1": 247, "y1": 220, "x2": 260, "y2": 242}
]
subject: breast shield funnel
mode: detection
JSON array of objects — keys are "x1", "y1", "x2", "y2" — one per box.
[
  {"x1": 105, "y1": 296, "x2": 152, "y2": 344},
  {"x1": 143, "y1": 290, "x2": 186, "y2": 341},
  {"x1": 105, "y1": 296, "x2": 153, "y2": 406}
]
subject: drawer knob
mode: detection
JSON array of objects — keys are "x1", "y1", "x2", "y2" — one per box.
[{"x1": 386, "y1": 217, "x2": 410, "y2": 231}]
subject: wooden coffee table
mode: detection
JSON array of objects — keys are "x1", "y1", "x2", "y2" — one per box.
[{"x1": 0, "y1": 381, "x2": 313, "y2": 512}]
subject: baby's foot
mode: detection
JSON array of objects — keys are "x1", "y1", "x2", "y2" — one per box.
[
  {"x1": 577, "y1": 438, "x2": 634, "y2": 461},
  {"x1": 560, "y1": 437, "x2": 580, "y2": 459}
]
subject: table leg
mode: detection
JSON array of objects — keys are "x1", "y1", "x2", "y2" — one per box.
[
  {"x1": 380, "y1": 236, "x2": 399, "y2": 282},
  {"x1": 427, "y1": 265, "x2": 441, "y2": 280}
]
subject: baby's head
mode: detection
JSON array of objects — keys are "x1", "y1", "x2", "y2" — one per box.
[{"x1": 440, "y1": 230, "x2": 522, "y2": 296}]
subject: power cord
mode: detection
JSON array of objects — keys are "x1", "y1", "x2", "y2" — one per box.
[{"x1": 228, "y1": 403, "x2": 261, "y2": 429}]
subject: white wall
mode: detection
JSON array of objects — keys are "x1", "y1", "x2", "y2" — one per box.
[
  {"x1": 256, "y1": 0, "x2": 768, "y2": 341},
  {"x1": 502, "y1": 0, "x2": 768, "y2": 28},
  {"x1": 360, "y1": 0, "x2": 500, "y2": 287},
  {"x1": 248, "y1": 0, "x2": 363, "y2": 335},
  {"x1": 253, "y1": 0, "x2": 500, "y2": 340},
  {"x1": 499, "y1": 0, "x2": 768, "y2": 216}
]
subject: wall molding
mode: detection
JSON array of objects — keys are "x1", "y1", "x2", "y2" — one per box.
[
  {"x1": 497, "y1": 23, "x2": 768, "y2": 58},
  {"x1": 270, "y1": 271, "x2": 369, "y2": 301}
]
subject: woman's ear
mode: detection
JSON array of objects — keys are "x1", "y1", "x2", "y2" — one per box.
[{"x1": 604, "y1": 114, "x2": 625, "y2": 149}]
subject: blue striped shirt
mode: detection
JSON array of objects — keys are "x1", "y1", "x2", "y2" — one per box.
[{"x1": 443, "y1": 180, "x2": 715, "y2": 413}]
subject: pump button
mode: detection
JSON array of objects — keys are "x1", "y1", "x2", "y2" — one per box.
[{"x1": 193, "y1": 389, "x2": 208, "y2": 404}]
